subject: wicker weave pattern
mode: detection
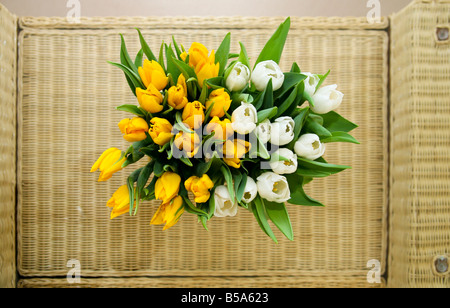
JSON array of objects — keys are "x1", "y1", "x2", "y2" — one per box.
[
  {"x1": 0, "y1": 4, "x2": 17, "y2": 289},
  {"x1": 16, "y1": 18, "x2": 388, "y2": 285},
  {"x1": 389, "y1": 0, "x2": 450, "y2": 288},
  {"x1": 17, "y1": 277, "x2": 385, "y2": 288}
]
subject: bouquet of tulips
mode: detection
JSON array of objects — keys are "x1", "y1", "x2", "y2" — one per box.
[{"x1": 91, "y1": 18, "x2": 358, "y2": 243}]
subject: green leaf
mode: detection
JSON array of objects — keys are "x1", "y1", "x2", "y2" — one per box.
[
  {"x1": 253, "y1": 79, "x2": 273, "y2": 111},
  {"x1": 135, "y1": 162, "x2": 154, "y2": 215},
  {"x1": 254, "y1": 17, "x2": 291, "y2": 68},
  {"x1": 238, "y1": 42, "x2": 251, "y2": 69},
  {"x1": 252, "y1": 197, "x2": 278, "y2": 243},
  {"x1": 236, "y1": 173, "x2": 248, "y2": 203},
  {"x1": 165, "y1": 44, "x2": 181, "y2": 82},
  {"x1": 275, "y1": 84, "x2": 299, "y2": 118},
  {"x1": 153, "y1": 160, "x2": 165, "y2": 177},
  {"x1": 180, "y1": 156, "x2": 193, "y2": 167},
  {"x1": 274, "y1": 73, "x2": 306, "y2": 99},
  {"x1": 120, "y1": 34, "x2": 139, "y2": 75},
  {"x1": 158, "y1": 41, "x2": 166, "y2": 72},
  {"x1": 220, "y1": 165, "x2": 235, "y2": 202},
  {"x1": 179, "y1": 185, "x2": 209, "y2": 217},
  {"x1": 316, "y1": 70, "x2": 330, "y2": 92},
  {"x1": 257, "y1": 107, "x2": 278, "y2": 123},
  {"x1": 172, "y1": 36, "x2": 183, "y2": 60},
  {"x1": 286, "y1": 107, "x2": 310, "y2": 150},
  {"x1": 297, "y1": 157, "x2": 351, "y2": 174},
  {"x1": 320, "y1": 111, "x2": 358, "y2": 133},
  {"x1": 265, "y1": 201, "x2": 294, "y2": 241},
  {"x1": 215, "y1": 32, "x2": 231, "y2": 75},
  {"x1": 136, "y1": 28, "x2": 157, "y2": 62},
  {"x1": 172, "y1": 57, "x2": 196, "y2": 80},
  {"x1": 127, "y1": 167, "x2": 144, "y2": 215},
  {"x1": 285, "y1": 173, "x2": 324, "y2": 207},
  {"x1": 108, "y1": 61, "x2": 146, "y2": 90},
  {"x1": 304, "y1": 117, "x2": 332, "y2": 138},
  {"x1": 174, "y1": 112, "x2": 194, "y2": 134},
  {"x1": 321, "y1": 131, "x2": 360, "y2": 144},
  {"x1": 205, "y1": 77, "x2": 224, "y2": 90},
  {"x1": 195, "y1": 152, "x2": 221, "y2": 177},
  {"x1": 116, "y1": 105, "x2": 146, "y2": 117},
  {"x1": 134, "y1": 48, "x2": 144, "y2": 69},
  {"x1": 290, "y1": 62, "x2": 301, "y2": 73},
  {"x1": 295, "y1": 168, "x2": 332, "y2": 178}
]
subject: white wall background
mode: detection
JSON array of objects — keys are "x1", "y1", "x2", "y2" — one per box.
[{"x1": 1, "y1": 0, "x2": 411, "y2": 17}]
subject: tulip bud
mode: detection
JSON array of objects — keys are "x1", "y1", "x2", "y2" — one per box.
[
  {"x1": 222, "y1": 139, "x2": 251, "y2": 169},
  {"x1": 118, "y1": 117, "x2": 149, "y2": 142},
  {"x1": 182, "y1": 101, "x2": 205, "y2": 130},
  {"x1": 167, "y1": 74, "x2": 188, "y2": 110},
  {"x1": 270, "y1": 148, "x2": 298, "y2": 175},
  {"x1": 310, "y1": 84, "x2": 344, "y2": 114},
  {"x1": 107, "y1": 185, "x2": 131, "y2": 219},
  {"x1": 242, "y1": 177, "x2": 258, "y2": 204},
  {"x1": 214, "y1": 185, "x2": 238, "y2": 218},
  {"x1": 251, "y1": 60, "x2": 285, "y2": 92},
  {"x1": 270, "y1": 117, "x2": 295, "y2": 146},
  {"x1": 303, "y1": 72, "x2": 320, "y2": 98},
  {"x1": 185, "y1": 174, "x2": 214, "y2": 204},
  {"x1": 136, "y1": 84, "x2": 164, "y2": 114},
  {"x1": 205, "y1": 116, "x2": 234, "y2": 141},
  {"x1": 154, "y1": 172, "x2": 181, "y2": 204},
  {"x1": 231, "y1": 102, "x2": 258, "y2": 135},
  {"x1": 226, "y1": 62, "x2": 251, "y2": 92},
  {"x1": 256, "y1": 172, "x2": 291, "y2": 203},
  {"x1": 255, "y1": 119, "x2": 271, "y2": 144},
  {"x1": 90, "y1": 148, "x2": 127, "y2": 182},
  {"x1": 149, "y1": 117, "x2": 174, "y2": 146},
  {"x1": 195, "y1": 50, "x2": 220, "y2": 88},
  {"x1": 138, "y1": 59, "x2": 168, "y2": 91},
  {"x1": 206, "y1": 88, "x2": 232, "y2": 118},
  {"x1": 173, "y1": 131, "x2": 201, "y2": 158},
  {"x1": 151, "y1": 196, "x2": 184, "y2": 231},
  {"x1": 294, "y1": 133, "x2": 326, "y2": 161}
]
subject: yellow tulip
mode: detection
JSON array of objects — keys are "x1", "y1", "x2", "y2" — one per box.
[
  {"x1": 173, "y1": 131, "x2": 201, "y2": 158},
  {"x1": 138, "y1": 59, "x2": 168, "y2": 91},
  {"x1": 91, "y1": 148, "x2": 126, "y2": 182},
  {"x1": 151, "y1": 196, "x2": 184, "y2": 231},
  {"x1": 136, "y1": 84, "x2": 164, "y2": 114},
  {"x1": 167, "y1": 74, "x2": 189, "y2": 110},
  {"x1": 205, "y1": 88, "x2": 232, "y2": 118},
  {"x1": 107, "y1": 185, "x2": 131, "y2": 219},
  {"x1": 182, "y1": 101, "x2": 205, "y2": 130},
  {"x1": 185, "y1": 174, "x2": 214, "y2": 203},
  {"x1": 195, "y1": 50, "x2": 220, "y2": 88},
  {"x1": 149, "y1": 117, "x2": 174, "y2": 146},
  {"x1": 118, "y1": 117, "x2": 149, "y2": 142},
  {"x1": 205, "y1": 116, "x2": 234, "y2": 141},
  {"x1": 188, "y1": 42, "x2": 209, "y2": 68},
  {"x1": 180, "y1": 51, "x2": 188, "y2": 62},
  {"x1": 222, "y1": 139, "x2": 251, "y2": 169},
  {"x1": 154, "y1": 172, "x2": 181, "y2": 204}
]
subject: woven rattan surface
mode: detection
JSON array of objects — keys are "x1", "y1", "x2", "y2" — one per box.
[
  {"x1": 0, "y1": 3, "x2": 17, "y2": 288},
  {"x1": 389, "y1": 0, "x2": 450, "y2": 288},
  {"x1": 16, "y1": 16, "x2": 388, "y2": 285},
  {"x1": 17, "y1": 277, "x2": 386, "y2": 288}
]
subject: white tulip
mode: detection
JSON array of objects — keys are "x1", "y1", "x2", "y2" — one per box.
[
  {"x1": 226, "y1": 62, "x2": 251, "y2": 92},
  {"x1": 256, "y1": 172, "x2": 291, "y2": 203},
  {"x1": 310, "y1": 84, "x2": 344, "y2": 114},
  {"x1": 303, "y1": 72, "x2": 320, "y2": 98},
  {"x1": 242, "y1": 177, "x2": 258, "y2": 204},
  {"x1": 269, "y1": 117, "x2": 295, "y2": 146},
  {"x1": 294, "y1": 133, "x2": 326, "y2": 161},
  {"x1": 251, "y1": 60, "x2": 285, "y2": 92},
  {"x1": 255, "y1": 119, "x2": 271, "y2": 144},
  {"x1": 270, "y1": 148, "x2": 298, "y2": 175},
  {"x1": 231, "y1": 102, "x2": 258, "y2": 135},
  {"x1": 214, "y1": 186, "x2": 238, "y2": 218}
]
